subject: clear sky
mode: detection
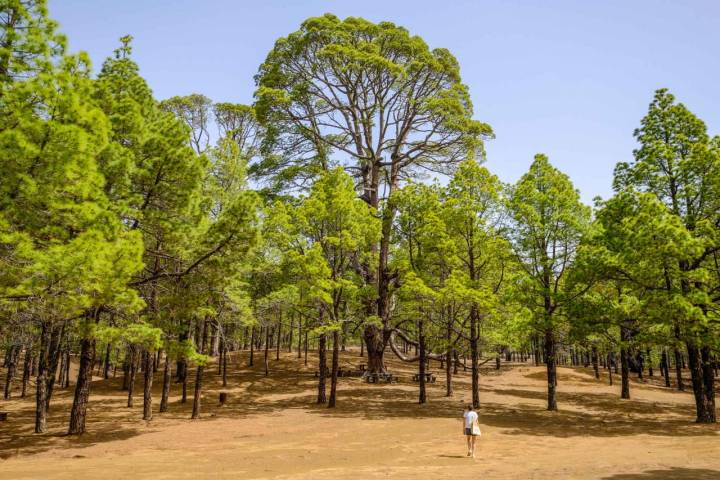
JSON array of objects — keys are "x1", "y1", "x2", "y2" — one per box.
[{"x1": 49, "y1": 0, "x2": 719, "y2": 204}]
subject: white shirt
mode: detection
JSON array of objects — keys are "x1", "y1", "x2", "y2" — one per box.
[{"x1": 463, "y1": 410, "x2": 478, "y2": 428}]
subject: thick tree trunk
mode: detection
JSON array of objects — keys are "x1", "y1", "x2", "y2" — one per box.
[
  {"x1": 143, "y1": 350, "x2": 153, "y2": 421},
  {"x1": 700, "y1": 346, "x2": 716, "y2": 423},
  {"x1": 68, "y1": 337, "x2": 96, "y2": 434},
  {"x1": 545, "y1": 328, "x2": 557, "y2": 411},
  {"x1": 363, "y1": 324, "x2": 386, "y2": 374},
  {"x1": 620, "y1": 347, "x2": 630, "y2": 399},
  {"x1": 687, "y1": 342, "x2": 716, "y2": 423},
  {"x1": 328, "y1": 331, "x2": 339, "y2": 408},
  {"x1": 317, "y1": 333, "x2": 327, "y2": 404},
  {"x1": 160, "y1": 351, "x2": 171, "y2": 413},
  {"x1": 191, "y1": 318, "x2": 209, "y2": 419}
]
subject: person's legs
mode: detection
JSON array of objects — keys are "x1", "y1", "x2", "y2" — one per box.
[
  {"x1": 470, "y1": 435, "x2": 476, "y2": 458},
  {"x1": 465, "y1": 434, "x2": 471, "y2": 455}
]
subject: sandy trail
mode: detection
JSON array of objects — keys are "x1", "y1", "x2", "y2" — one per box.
[{"x1": 1, "y1": 351, "x2": 719, "y2": 479}]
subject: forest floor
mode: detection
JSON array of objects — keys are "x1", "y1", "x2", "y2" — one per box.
[{"x1": 1, "y1": 350, "x2": 719, "y2": 480}]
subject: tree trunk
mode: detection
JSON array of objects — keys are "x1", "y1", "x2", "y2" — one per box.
[
  {"x1": 3, "y1": 344, "x2": 19, "y2": 399},
  {"x1": 222, "y1": 345, "x2": 228, "y2": 387},
  {"x1": 661, "y1": 349, "x2": 671, "y2": 387},
  {"x1": 249, "y1": 326, "x2": 255, "y2": 367},
  {"x1": 592, "y1": 345, "x2": 600, "y2": 379},
  {"x1": 35, "y1": 322, "x2": 51, "y2": 433},
  {"x1": 445, "y1": 322, "x2": 453, "y2": 397},
  {"x1": 21, "y1": 348, "x2": 32, "y2": 398},
  {"x1": 699, "y1": 345, "x2": 716, "y2": 423},
  {"x1": 143, "y1": 349, "x2": 153, "y2": 421},
  {"x1": 127, "y1": 346, "x2": 138, "y2": 408},
  {"x1": 545, "y1": 328, "x2": 557, "y2": 411},
  {"x1": 160, "y1": 351, "x2": 171, "y2": 413},
  {"x1": 264, "y1": 326, "x2": 270, "y2": 377},
  {"x1": 68, "y1": 337, "x2": 96, "y2": 434},
  {"x1": 363, "y1": 325, "x2": 386, "y2": 374},
  {"x1": 418, "y1": 319, "x2": 427, "y2": 404},
  {"x1": 620, "y1": 346, "x2": 630, "y2": 399},
  {"x1": 470, "y1": 306, "x2": 480, "y2": 409},
  {"x1": 191, "y1": 318, "x2": 209, "y2": 419},
  {"x1": 328, "y1": 330, "x2": 339, "y2": 408},
  {"x1": 304, "y1": 330, "x2": 308, "y2": 366},
  {"x1": 674, "y1": 347, "x2": 684, "y2": 391},
  {"x1": 44, "y1": 323, "x2": 64, "y2": 410},
  {"x1": 102, "y1": 343, "x2": 111, "y2": 380},
  {"x1": 317, "y1": 333, "x2": 327, "y2": 404},
  {"x1": 275, "y1": 320, "x2": 281, "y2": 361}
]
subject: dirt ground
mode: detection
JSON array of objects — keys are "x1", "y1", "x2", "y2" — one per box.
[{"x1": 1, "y1": 350, "x2": 719, "y2": 480}]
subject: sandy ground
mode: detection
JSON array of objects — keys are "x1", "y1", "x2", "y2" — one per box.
[{"x1": 1, "y1": 350, "x2": 719, "y2": 480}]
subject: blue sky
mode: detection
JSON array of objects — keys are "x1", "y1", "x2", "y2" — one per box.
[{"x1": 50, "y1": 0, "x2": 720, "y2": 204}]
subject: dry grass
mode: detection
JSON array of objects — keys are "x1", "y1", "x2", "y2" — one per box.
[{"x1": 1, "y1": 349, "x2": 719, "y2": 479}]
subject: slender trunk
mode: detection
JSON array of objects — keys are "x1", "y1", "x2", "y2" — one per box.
[
  {"x1": 45, "y1": 324, "x2": 64, "y2": 410},
  {"x1": 674, "y1": 347, "x2": 684, "y2": 391},
  {"x1": 328, "y1": 330, "x2": 339, "y2": 408},
  {"x1": 143, "y1": 349, "x2": 153, "y2": 421},
  {"x1": 249, "y1": 326, "x2": 255, "y2": 367},
  {"x1": 288, "y1": 316, "x2": 294, "y2": 353},
  {"x1": 191, "y1": 318, "x2": 209, "y2": 419},
  {"x1": 264, "y1": 326, "x2": 270, "y2": 377},
  {"x1": 445, "y1": 322, "x2": 453, "y2": 397},
  {"x1": 317, "y1": 333, "x2": 327, "y2": 404},
  {"x1": 608, "y1": 353, "x2": 614, "y2": 386},
  {"x1": 662, "y1": 349, "x2": 671, "y2": 387},
  {"x1": 304, "y1": 330, "x2": 308, "y2": 366},
  {"x1": 160, "y1": 351, "x2": 171, "y2": 413},
  {"x1": 419, "y1": 319, "x2": 427, "y2": 404},
  {"x1": 297, "y1": 320, "x2": 302, "y2": 358},
  {"x1": 592, "y1": 346, "x2": 600, "y2": 379},
  {"x1": 3, "y1": 345, "x2": 19, "y2": 399},
  {"x1": 275, "y1": 320, "x2": 281, "y2": 361},
  {"x1": 103, "y1": 343, "x2": 111, "y2": 380},
  {"x1": 127, "y1": 346, "x2": 138, "y2": 407},
  {"x1": 68, "y1": 337, "x2": 96, "y2": 434},
  {"x1": 470, "y1": 306, "x2": 480, "y2": 409},
  {"x1": 21, "y1": 348, "x2": 32, "y2": 398},
  {"x1": 35, "y1": 321, "x2": 51, "y2": 433},
  {"x1": 222, "y1": 345, "x2": 228, "y2": 387}
]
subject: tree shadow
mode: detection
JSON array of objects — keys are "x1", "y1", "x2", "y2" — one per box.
[{"x1": 600, "y1": 468, "x2": 720, "y2": 479}]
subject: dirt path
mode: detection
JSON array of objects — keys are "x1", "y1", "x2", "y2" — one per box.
[{"x1": 1, "y1": 351, "x2": 719, "y2": 479}]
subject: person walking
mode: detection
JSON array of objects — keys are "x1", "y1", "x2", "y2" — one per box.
[{"x1": 462, "y1": 405, "x2": 481, "y2": 458}]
